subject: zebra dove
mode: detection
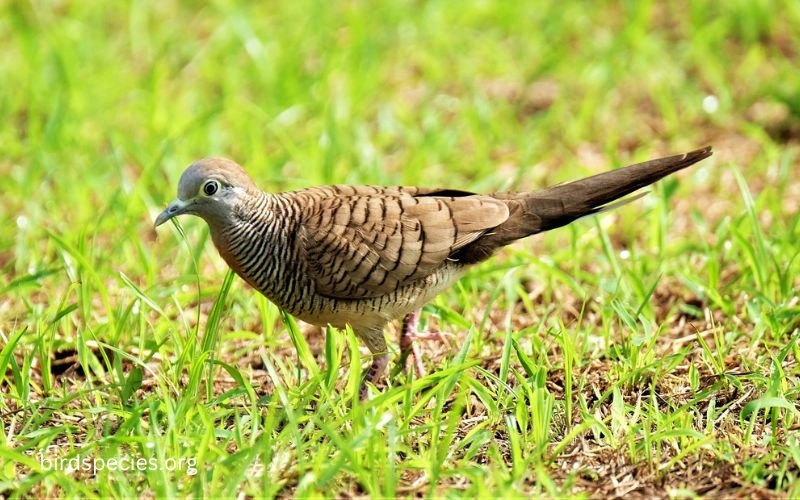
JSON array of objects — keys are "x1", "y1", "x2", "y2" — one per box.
[{"x1": 154, "y1": 146, "x2": 712, "y2": 398}]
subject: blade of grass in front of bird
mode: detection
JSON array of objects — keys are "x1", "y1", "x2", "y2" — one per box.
[
  {"x1": 200, "y1": 268, "x2": 235, "y2": 400},
  {"x1": 324, "y1": 325, "x2": 341, "y2": 393},
  {"x1": 281, "y1": 310, "x2": 320, "y2": 382},
  {"x1": 345, "y1": 326, "x2": 362, "y2": 402}
]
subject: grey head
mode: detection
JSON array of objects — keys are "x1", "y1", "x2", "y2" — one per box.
[{"x1": 154, "y1": 157, "x2": 257, "y2": 228}]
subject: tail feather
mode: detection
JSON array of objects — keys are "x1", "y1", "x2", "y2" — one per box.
[
  {"x1": 453, "y1": 146, "x2": 713, "y2": 264},
  {"x1": 525, "y1": 146, "x2": 713, "y2": 232}
]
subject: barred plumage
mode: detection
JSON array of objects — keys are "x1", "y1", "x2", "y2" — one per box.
[{"x1": 154, "y1": 146, "x2": 713, "y2": 397}]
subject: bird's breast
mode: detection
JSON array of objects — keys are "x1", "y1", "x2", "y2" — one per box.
[{"x1": 211, "y1": 211, "x2": 466, "y2": 331}]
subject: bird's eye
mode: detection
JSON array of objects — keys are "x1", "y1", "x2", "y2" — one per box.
[{"x1": 203, "y1": 180, "x2": 219, "y2": 196}]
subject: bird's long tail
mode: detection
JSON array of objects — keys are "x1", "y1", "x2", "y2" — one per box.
[
  {"x1": 456, "y1": 146, "x2": 713, "y2": 263},
  {"x1": 524, "y1": 146, "x2": 713, "y2": 232}
]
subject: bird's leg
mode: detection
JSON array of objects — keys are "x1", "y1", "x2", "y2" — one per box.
[
  {"x1": 360, "y1": 354, "x2": 388, "y2": 400},
  {"x1": 396, "y1": 309, "x2": 447, "y2": 378},
  {"x1": 356, "y1": 328, "x2": 388, "y2": 400},
  {"x1": 396, "y1": 309, "x2": 423, "y2": 377}
]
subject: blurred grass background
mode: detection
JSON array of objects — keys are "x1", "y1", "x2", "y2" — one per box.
[{"x1": 1, "y1": 0, "x2": 799, "y2": 497}]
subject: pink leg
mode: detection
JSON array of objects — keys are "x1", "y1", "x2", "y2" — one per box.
[
  {"x1": 400, "y1": 310, "x2": 424, "y2": 377},
  {"x1": 397, "y1": 309, "x2": 447, "y2": 378}
]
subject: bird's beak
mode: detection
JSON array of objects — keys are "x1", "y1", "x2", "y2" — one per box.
[{"x1": 154, "y1": 198, "x2": 191, "y2": 228}]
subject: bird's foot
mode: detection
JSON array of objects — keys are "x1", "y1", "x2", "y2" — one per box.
[{"x1": 395, "y1": 309, "x2": 449, "y2": 378}]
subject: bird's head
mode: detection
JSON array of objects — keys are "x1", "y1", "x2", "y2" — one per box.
[{"x1": 154, "y1": 157, "x2": 256, "y2": 228}]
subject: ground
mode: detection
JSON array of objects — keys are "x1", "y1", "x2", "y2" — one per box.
[{"x1": 1, "y1": 1, "x2": 799, "y2": 497}]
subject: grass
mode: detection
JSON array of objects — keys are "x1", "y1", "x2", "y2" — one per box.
[{"x1": 1, "y1": 0, "x2": 799, "y2": 497}]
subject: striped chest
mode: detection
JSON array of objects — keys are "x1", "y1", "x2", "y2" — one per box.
[{"x1": 210, "y1": 195, "x2": 314, "y2": 312}]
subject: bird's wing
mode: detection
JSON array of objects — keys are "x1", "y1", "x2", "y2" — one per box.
[{"x1": 297, "y1": 186, "x2": 509, "y2": 299}]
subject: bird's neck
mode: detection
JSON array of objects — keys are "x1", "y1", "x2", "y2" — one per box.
[{"x1": 209, "y1": 192, "x2": 301, "y2": 301}]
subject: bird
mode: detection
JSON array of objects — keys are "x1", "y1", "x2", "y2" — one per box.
[{"x1": 154, "y1": 146, "x2": 712, "y2": 398}]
